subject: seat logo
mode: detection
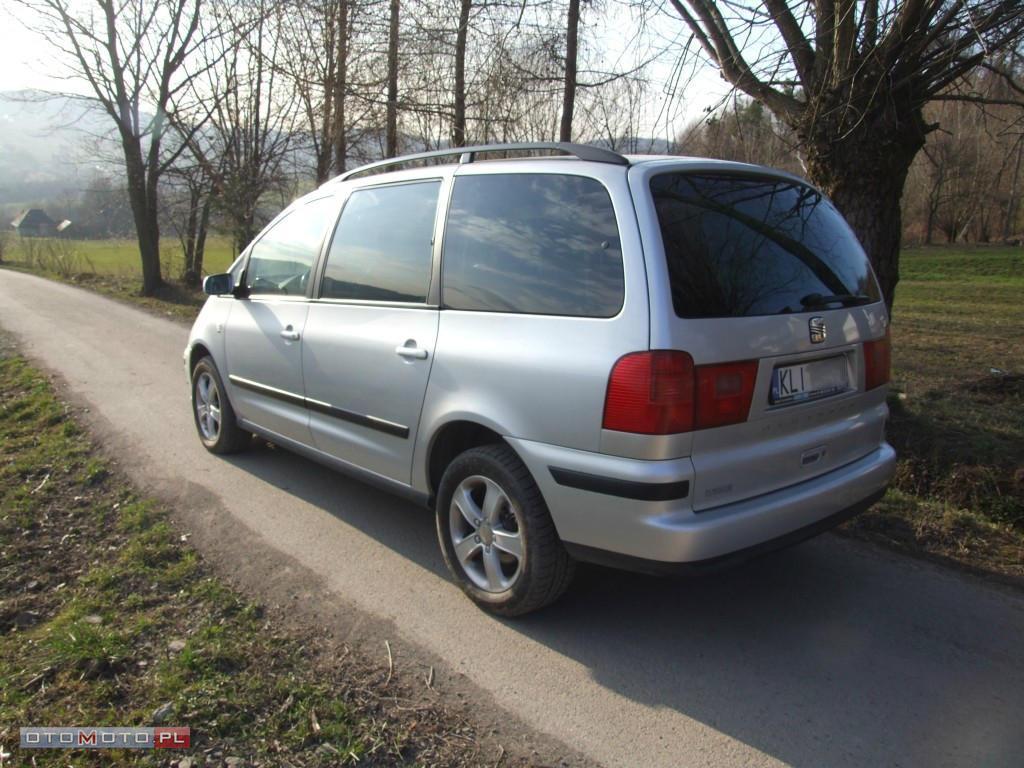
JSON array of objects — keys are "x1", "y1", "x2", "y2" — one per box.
[{"x1": 809, "y1": 317, "x2": 827, "y2": 344}]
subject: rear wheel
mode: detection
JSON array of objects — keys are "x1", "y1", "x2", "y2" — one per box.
[
  {"x1": 191, "y1": 356, "x2": 251, "y2": 454},
  {"x1": 436, "y1": 443, "x2": 574, "y2": 616}
]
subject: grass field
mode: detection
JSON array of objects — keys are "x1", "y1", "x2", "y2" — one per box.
[
  {"x1": 841, "y1": 246, "x2": 1023, "y2": 579},
  {"x1": 2, "y1": 239, "x2": 1022, "y2": 580},
  {"x1": 22, "y1": 235, "x2": 238, "y2": 278}
]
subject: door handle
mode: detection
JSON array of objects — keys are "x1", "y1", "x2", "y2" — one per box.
[
  {"x1": 395, "y1": 345, "x2": 428, "y2": 360},
  {"x1": 280, "y1": 326, "x2": 300, "y2": 341}
]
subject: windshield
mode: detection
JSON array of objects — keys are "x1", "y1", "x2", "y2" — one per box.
[{"x1": 650, "y1": 172, "x2": 881, "y2": 318}]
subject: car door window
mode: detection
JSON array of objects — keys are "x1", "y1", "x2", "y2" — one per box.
[
  {"x1": 321, "y1": 180, "x2": 441, "y2": 303},
  {"x1": 246, "y1": 197, "x2": 336, "y2": 297}
]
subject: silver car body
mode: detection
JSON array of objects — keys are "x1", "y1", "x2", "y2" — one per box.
[{"x1": 185, "y1": 153, "x2": 896, "y2": 569}]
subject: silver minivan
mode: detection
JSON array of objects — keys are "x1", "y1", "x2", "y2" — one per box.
[{"x1": 185, "y1": 142, "x2": 896, "y2": 615}]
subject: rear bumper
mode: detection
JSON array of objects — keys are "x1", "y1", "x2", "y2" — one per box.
[
  {"x1": 506, "y1": 437, "x2": 896, "y2": 566},
  {"x1": 564, "y1": 488, "x2": 885, "y2": 575}
]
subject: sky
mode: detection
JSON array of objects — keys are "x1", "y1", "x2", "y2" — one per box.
[
  {"x1": 0, "y1": 11, "x2": 70, "y2": 94},
  {"x1": 0, "y1": 0, "x2": 731, "y2": 142}
]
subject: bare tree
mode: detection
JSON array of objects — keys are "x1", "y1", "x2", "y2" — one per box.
[
  {"x1": 560, "y1": 0, "x2": 580, "y2": 141},
  {"x1": 680, "y1": 96, "x2": 799, "y2": 171},
  {"x1": 206, "y1": 0, "x2": 301, "y2": 252},
  {"x1": 667, "y1": 0, "x2": 1024, "y2": 308},
  {"x1": 332, "y1": 0, "x2": 353, "y2": 173},
  {"x1": 14, "y1": 0, "x2": 224, "y2": 295},
  {"x1": 163, "y1": 139, "x2": 218, "y2": 286},
  {"x1": 453, "y1": 0, "x2": 473, "y2": 145},
  {"x1": 386, "y1": 0, "x2": 401, "y2": 156}
]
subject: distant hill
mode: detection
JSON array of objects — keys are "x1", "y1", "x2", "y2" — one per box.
[{"x1": 0, "y1": 91, "x2": 114, "y2": 206}]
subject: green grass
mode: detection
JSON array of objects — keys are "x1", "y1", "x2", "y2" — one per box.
[
  {"x1": 1, "y1": 235, "x2": 235, "y2": 321},
  {"x1": 841, "y1": 245, "x2": 1024, "y2": 578},
  {"x1": 0, "y1": 338, "x2": 499, "y2": 766},
  {"x1": 31, "y1": 236, "x2": 237, "y2": 278}
]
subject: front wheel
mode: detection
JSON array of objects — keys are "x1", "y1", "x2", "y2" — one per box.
[
  {"x1": 436, "y1": 443, "x2": 575, "y2": 616},
  {"x1": 191, "y1": 356, "x2": 251, "y2": 454}
]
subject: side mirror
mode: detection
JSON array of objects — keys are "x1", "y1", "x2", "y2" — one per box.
[{"x1": 203, "y1": 273, "x2": 235, "y2": 296}]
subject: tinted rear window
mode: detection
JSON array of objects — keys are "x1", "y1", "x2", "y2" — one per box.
[
  {"x1": 651, "y1": 173, "x2": 880, "y2": 318},
  {"x1": 442, "y1": 174, "x2": 624, "y2": 317}
]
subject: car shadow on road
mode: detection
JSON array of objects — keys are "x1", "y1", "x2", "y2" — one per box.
[{"x1": 224, "y1": 440, "x2": 1024, "y2": 768}]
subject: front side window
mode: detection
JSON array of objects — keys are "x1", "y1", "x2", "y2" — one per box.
[
  {"x1": 321, "y1": 180, "x2": 441, "y2": 303},
  {"x1": 441, "y1": 174, "x2": 624, "y2": 317},
  {"x1": 246, "y1": 197, "x2": 337, "y2": 296},
  {"x1": 650, "y1": 173, "x2": 881, "y2": 318}
]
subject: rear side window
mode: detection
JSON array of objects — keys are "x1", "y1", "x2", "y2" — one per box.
[
  {"x1": 650, "y1": 173, "x2": 881, "y2": 318},
  {"x1": 442, "y1": 174, "x2": 624, "y2": 317},
  {"x1": 321, "y1": 180, "x2": 440, "y2": 303}
]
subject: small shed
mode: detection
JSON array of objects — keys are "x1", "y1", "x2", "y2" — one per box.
[{"x1": 11, "y1": 208, "x2": 57, "y2": 237}]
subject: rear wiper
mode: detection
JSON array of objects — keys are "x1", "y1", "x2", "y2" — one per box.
[{"x1": 800, "y1": 292, "x2": 873, "y2": 309}]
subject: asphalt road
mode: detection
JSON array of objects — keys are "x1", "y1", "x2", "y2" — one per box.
[{"x1": 2, "y1": 269, "x2": 1023, "y2": 768}]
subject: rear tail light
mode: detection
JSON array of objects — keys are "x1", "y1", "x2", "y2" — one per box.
[
  {"x1": 603, "y1": 352, "x2": 757, "y2": 435},
  {"x1": 695, "y1": 360, "x2": 758, "y2": 429},
  {"x1": 603, "y1": 351, "x2": 695, "y2": 434},
  {"x1": 863, "y1": 331, "x2": 891, "y2": 390}
]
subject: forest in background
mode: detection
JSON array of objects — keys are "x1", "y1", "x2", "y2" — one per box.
[{"x1": 3, "y1": 0, "x2": 1023, "y2": 296}]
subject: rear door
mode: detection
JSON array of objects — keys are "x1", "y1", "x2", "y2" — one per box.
[
  {"x1": 301, "y1": 178, "x2": 443, "y2": 484},
  {"x1": 224, "y1": 196, "x2": 338, "y2": 443},
  {"x1": 632, "y1": 164, "x2": 890, "y2": 510}
]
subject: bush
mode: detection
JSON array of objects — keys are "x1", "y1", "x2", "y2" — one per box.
[
  {"x1": 16, "y1": 237, "x2": 95, "y2": 277},
  {"x1": 17, "y1": 236, "x2": 45, "y2": 269}
]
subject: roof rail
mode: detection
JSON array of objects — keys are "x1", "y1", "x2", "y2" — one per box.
[{"x1": 330, "y1": 142, "x2": 629, "y2": 183}]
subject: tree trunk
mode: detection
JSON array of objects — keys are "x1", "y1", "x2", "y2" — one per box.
[
  {"x1": 122, "y1": 138, "x2": 163, "y2": 296},
  {"x1": 182, "y1": 185, "x2": 200, "y2": 285},
  {"x1": 559, "y1": 0, "x2": 580, "y2": 143},
  {"x1": 194, "y1": 195, "x2": 211, "y2": 282},
  {"x1": 332, "y1": 0, "x2": 350, "y2": 174},
  {"x1": 182, "y1": 186, "x2": 211, "y2": 289},
  {"x1": 385, "y1": 0, "x2": 400, "y2": 158},
  {"x1": 803, "y1": 128, "x2": 923, "y2": 311},
  {"x1": 235, "y1": 212, "x2": 257, "y2": 256},
  {"x1": 453, "y1": 0, "x2": 471, "y2": 147},
  {"x1": 1004, "y1": 138, "x2": 1023, "y2": 239},
  {"x1": 925, "y1": 201, "x2": 936, "y2": 245}
]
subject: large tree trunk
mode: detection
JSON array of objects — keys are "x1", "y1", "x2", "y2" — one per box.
[
  {"x1": 452, "y1": 0, "x2": 471, "y2": 147},
  {"x1": 800, "y1": 107, "x2": 927, "y2": 312},
  {"x1": 122, "y1": 138, "x2": 163, "y2": 296},
  {"x1": 385, "y1": 0, "x2": 400, "y2": 157},
  {"x1": 559, "y1": 0, "x2": 579, "y2": 143},
  {"x1": 825, "y1": 167, "x2": 907, "y2": 310}
]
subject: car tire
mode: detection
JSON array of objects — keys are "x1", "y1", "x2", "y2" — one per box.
[
  {"x1": 436, "y1": 443, "x2": 575, "y2": 616},
  {"x1": 191, "y1": 356, "x2": 251, "y2": 454}
]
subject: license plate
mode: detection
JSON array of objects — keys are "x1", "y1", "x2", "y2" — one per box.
[{"x1": 770, "y1": 356, "x2": 848, "y2": 405}]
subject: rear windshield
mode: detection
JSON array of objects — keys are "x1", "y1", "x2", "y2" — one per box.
[{"x1": 650, "y1": 173, "x2": 881, "y2": 318}]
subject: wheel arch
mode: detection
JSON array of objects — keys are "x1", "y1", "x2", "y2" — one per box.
[
  {"x1": 188, "y1": 341, "x2": 213, "y2": 375},
  {"x1": 425, "y1": 419, "x2": 524, "y2": 507}
]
